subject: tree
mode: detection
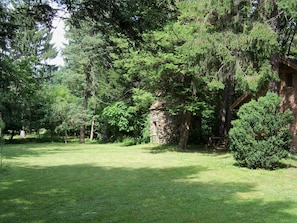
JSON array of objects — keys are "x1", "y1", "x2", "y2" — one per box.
[
  {"x1": 61, "y1": 24, "x2": 154, "y2": 142},
  {"x1": 0, "y1": 112, "x2": 4, "y2": 168},
  {"x1": 2, "y1": 0, "x2": 296, "y2": 147},
  {"x1": 229, "y1": 93, "x2": 293, "y2": 169},
  {"x1": 117, "y1": 0, "x2": 296, "y2": 150},
  {"x1": 101, "y1": 89, "x2": 155, "y2": 143},
  {"x1": 114, "y1": 2, "x2": 220, "y2": 150},
  {"x1": 0, "y1": 1, "x2": 57, "y2": 137},
  {"x1": 62, "y1": 18, "x2": 119, "y2": 143},
  {"x1": 102, "y1": 101, "x2": 132, "y2": 137},
  {"x1": 9, "y1": 1, "x2": 57, "y2": 76},
  {"x1": 207, "y1": 0, "x2": 297, "y2": 133},
  {"x1": 40, "y1": 84, "x2": 86, "y2": 143},
  {"x1": 4, "y1": 0, "x2": 178, "y2": 143},
  {"x1": 0, "y1": 3, "x2": 17, "y2": 91},
  {"x1": 65, "y1": 0, "x2": 177, "y2": 42},
  {"x1": 0, "y1": 57, "x2": 37, "y2": 138}
]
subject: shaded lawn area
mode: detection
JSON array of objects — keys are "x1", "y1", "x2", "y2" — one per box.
[{"x1": 1, "y1": 143, "x2": 297, "y2": 223}]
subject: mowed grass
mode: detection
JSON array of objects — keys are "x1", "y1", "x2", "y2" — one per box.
[{"x1": 1, "y1": 143, "x2": 297, "y2": 223}]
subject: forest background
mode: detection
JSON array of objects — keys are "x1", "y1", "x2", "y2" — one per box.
[{"x1": 0, "y1": 0, "x2": 297, "y2": 150}]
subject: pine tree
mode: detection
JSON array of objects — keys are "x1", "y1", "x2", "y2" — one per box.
[
  {"x1": 229, "y1": 93, "x2": 293, "y2": 169},
  {"x1": 0, "y1": 1, "x2": 57, "y2": 137},
  {"x1": 62, "y1": 18, "x2": 120, "y2": 143},
  {"x1": 116, "y1": 1, "x2": 221, "y2": 150}
]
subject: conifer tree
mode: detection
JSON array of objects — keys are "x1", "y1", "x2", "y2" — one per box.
[
  {"x1": 0, "y1": 1, "x2": 57, "y2": 137},
  {"x1": 115, "y1": 0, "x2": 297, "y2": 150},
  {"x1": 205, "y1": 0, "x2": 297, "y2": 134},
  {"x1": 62, "y1": 18, "x2": 120, "y2": 143}
]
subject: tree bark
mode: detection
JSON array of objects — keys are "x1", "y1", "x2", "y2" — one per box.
[
  {"x1": 177, "y1": 110, "x2": 191, "y2": 151},
  {"x1": 219, "y1": 76, "x2": 234, "y2": 136},
  {"x1": 80, "y1": 124, "x2": 85, "y2": 143},
  {"x1": 64, "y1": 130, "x2": 68, "y2": 144},
  {"x1": 269, "y1": 1, "x2": 280, "y2": 93},
  {"x1": 80, "y1": 64, "x2": 91, "y2": 144},
  {"x1": 269, "y1": 53, "x2": 280, "y2": 93},
  {"x1": 90, "y1": 119, "x2": 95, "y2": 141}
]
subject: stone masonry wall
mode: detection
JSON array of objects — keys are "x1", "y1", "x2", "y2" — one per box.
[{"x1": 150, "y1": 101, "x2": 179, "y2": 144}]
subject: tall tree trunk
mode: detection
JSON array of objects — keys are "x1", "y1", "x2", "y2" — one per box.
[
  {"x1": 80, "y1": 124, "x2": 85, "y2": 143},
  {"x1": 219, "y1": 76, "x2": 234, "y2": 136},
  {"x1": 269, "y1": 53, "x2": 279, "y2": 93},
  {"x1": 64, "y1": 130, "x2": 68, "y2": 144},
  {"x1": 177, "y1": 110, "x2": 191, "y2": 151},
  {"x1": 90, "y1": 119, "x2": 95, "y2": 141},
  {"x1": 80, "y1": 64, "x2": 91, "y2": 144},
  {"x1": 10, "y1": 130, "x2": 15, "y2": 141},
  {"x1": 269, "y1": 1, "x2": 280, "y2": 93}
]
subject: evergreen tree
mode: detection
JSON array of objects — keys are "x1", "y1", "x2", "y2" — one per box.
[
  {"x1": 0, "y1": 1, "x2": 57, "y2": 137},
  {"x1": 10, "y1": 1, "x2": 57, "y2": 74},
  {"x1": 115, "y1": 0, "x2": 297, "y2": 150},
  {"x1": 115, "y1": 1, "x2": 221, "y2": 150},
  {"x1": 0, "y1": 3, "x2": 16, "y2": 90},
  {"x1": 65, "y1": 0, "x2": 177, "y2": 41},
  {"x1": 62, "y1": 18, "x2": 122, "y2": 143},
  {"x1": 229, "y1": 93, "x2": 293, "y2": 169}
]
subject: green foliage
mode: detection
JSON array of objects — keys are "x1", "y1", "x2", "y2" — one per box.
[
  {"x1": 102, "y1": 101, "x2": 132, "y2": 132},
  {"x1": 140, "y1": 114, "x2": 151, "y2": 143},
  {"x1": 130, "y1": 89, "x2": 154, "y2": 144},
  {"x1": 9, "y1": 1, "x2": 57, "y2": 67},
  {"x1": 68, "y1": 0, "x2": 178, "y2": 41},
  {"x1": 2, "y1": 0, "x2": 297, "y2": 146},
  {"x1": 122, "y1": 136, "x2": 138, "y2": 146},
  {"x1": 0, "y1": 116, "x2": 5, "y2": 131},
  {"x1": 61, "y1": 18, "x2": 128, "y2": 142},
  {"x1": 0, "y1": 114, "x2": 4, "y2": 166},
  {"x1": 0, "y1": 57, "x2": 38, "y2": 133},
  {"x1": 0, "y1": 1, "x2": 57, "y2": 138},
  {"x1": 229, "y1": 93, "x2": 293, "y2": 169},
  {"x1": 101, "y1": 98, "x2": 151, "y2": 144},
  {"x1": 40, "y1": 84, "x2": 87, "y2": 141},
  {"x1": 130, "y1": 88, "x2": 155, "y2": 113}
]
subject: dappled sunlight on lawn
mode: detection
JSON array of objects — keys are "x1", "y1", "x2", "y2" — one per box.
[{"x1": 1, "y1": 143, "x2": 297, "y2": 222}]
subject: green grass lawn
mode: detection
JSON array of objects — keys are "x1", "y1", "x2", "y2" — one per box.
[{"x1": 1, "y1": 143, "x2": 297, "y2": 223}]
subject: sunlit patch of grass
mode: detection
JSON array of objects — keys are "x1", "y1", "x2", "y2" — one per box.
[{"x1": 1, "y1": 142, "x2": 297, "y2": 222}]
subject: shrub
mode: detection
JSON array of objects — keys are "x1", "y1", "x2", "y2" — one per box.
[
  {"x1": 122, "y1": 136, "x2": 137, "y2": 146},
  {"x1": 229, "y1": 93, "x2": 293, "y2": 169}
]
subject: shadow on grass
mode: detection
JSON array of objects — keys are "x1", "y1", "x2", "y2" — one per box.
[
  {"x1": 146, "y1": 143, "x2": 229, "y2": 155},
  {"x1": 0, "y1": 143, "x2": 86, "y2": 160},
  {"x1": 144, "y1": 144, "x2": 177, "y2": 154},
  {"x1": 0, "y1": 164, "x2": 296, "y2": 223},
  {"x1": 3, "y1": 133, "x2": 83, "y2": 144}
]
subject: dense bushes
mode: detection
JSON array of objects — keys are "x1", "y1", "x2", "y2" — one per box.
[{"x1": 229, "y1": 93, "x2": 293, "y2": 169}]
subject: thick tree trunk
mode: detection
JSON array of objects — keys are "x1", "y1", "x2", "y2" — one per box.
[{"x1": 177, "y1": 110, "x2": 191, "y2": 151}]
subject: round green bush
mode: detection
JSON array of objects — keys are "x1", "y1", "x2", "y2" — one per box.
[{"x1": 229, "y1": 93, "x2": 293, "y2": 169}]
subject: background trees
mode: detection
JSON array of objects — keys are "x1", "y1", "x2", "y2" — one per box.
[
  {"x1": 0, "y1": 1, "x2": 57, "y2": 139},
  {"x1": 0, "y1": 0, "x2": 296, "y2": 149},
  {"x1": 114, "y1": 0, "x2": 290, "y2": 149},
  {"x1": 40, "y1": 84, "x2": 84, "y2": 142}
]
